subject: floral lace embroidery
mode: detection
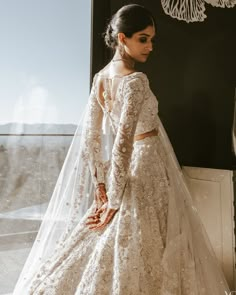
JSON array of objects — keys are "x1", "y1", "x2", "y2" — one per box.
[
  {"x1": 24, "y1": 72, "x2": 229, "y2": 295},
  {"x1": 83, "y1": 74, "x2": 105, "y2": 186},
  {"x1": 105, "y1": 75, "x2": 148, "y2": 209}
]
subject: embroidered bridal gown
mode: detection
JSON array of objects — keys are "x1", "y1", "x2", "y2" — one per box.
[{"x1": 13, "y1": 72, "x2": 230, "y2": 294}]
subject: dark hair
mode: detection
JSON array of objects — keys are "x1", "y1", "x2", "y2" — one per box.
[{"x1": 104, "y1": 4, "x2": 156, "y2": 50}]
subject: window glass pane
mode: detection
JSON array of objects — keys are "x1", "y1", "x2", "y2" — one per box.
[{"x1": 0, "y1": 1, "x2": 92, "y2": 293}]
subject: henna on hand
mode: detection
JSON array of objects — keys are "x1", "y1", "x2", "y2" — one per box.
[
  {"x1": 93, "y1": 183, "x2": 108, "y2": 213},
  {"x1": 86, "y1": 204, "x2": 118, "y2": 230}
]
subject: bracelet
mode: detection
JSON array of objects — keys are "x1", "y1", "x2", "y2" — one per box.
[{"x1": 96, "y1": 183, "x2": 106, "y2": 188}]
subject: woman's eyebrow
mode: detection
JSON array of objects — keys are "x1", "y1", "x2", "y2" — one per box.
[
  {"x1": 138, "y1": 33, "x2": 150, "y2": 36},
  {"x1": 138, "y1": 33, "x2": 156, "y2": 38}
]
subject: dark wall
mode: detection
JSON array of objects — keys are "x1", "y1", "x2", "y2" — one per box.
[
  {"x1": 92, "y1": 0, "x2": 236, "y2": 170},
  {"x1": 91, "y1": 0, "x2": 111, "y2": 77}
]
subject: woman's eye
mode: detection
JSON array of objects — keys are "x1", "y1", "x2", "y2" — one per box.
[
  {"x1": 139, "y1": 37, "x2": 147, "y2": 43},
  {"x1": 139, "y1": 37, "x2": 156, "y2": 44}
]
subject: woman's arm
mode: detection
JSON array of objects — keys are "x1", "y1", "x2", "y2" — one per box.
[
  {"x1": 84, "y1": 74, "x2": 105, "y2": 188},
  {"x1": 106, "y1": 74, "x2": 147, "y2": 210}
]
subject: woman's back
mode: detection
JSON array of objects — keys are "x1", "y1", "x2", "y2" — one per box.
[{"x1": 94, "y1": 70, "x2": 159, "y2": 136}]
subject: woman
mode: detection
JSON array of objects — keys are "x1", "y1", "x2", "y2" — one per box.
[{"x1": 13, "y1": 4, "x2": 230, "y2": 294}]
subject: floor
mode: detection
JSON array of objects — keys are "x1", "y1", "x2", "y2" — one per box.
[
  {"x1": 0, "y1": 246, "x2": 31, "y2": 294},
  {"x1": 0, "y1": 204, "x2": 45, "y2": 295}
]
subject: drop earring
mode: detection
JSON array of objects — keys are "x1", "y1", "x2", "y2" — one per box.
[{"x1": 118, "y1": 43, "x2": 125, "y2": 57}]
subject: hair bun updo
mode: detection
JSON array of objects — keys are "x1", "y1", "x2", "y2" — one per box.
[
  {"x1": 104, "y1": 22, "x2": 117, "y2": 49},
  {"x1": 103, "y1": 4, "x2": 156, "y2": 50}
]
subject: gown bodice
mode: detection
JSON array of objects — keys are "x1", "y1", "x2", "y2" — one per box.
[
  {"x1": 85, "y1": 71, "x2": 160, "y2": 210},
  {"x1": 96, "y1": 71, "x2": 159, "y2": 136}
]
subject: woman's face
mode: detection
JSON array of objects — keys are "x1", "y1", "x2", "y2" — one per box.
[{"x1": 122, "y1": 25, "x2": 156, "y2": 63}]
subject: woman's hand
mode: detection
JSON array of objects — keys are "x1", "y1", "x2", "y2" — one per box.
[
  {"x1": 94, "y1": 183, "x2": 108, "y2": 214},
  {"x1": 86, "y1": 203, "x2": 118, "y2": 230}
]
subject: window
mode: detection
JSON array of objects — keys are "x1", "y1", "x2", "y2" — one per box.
[{"x1": 0, "y1": 1, "x2": 92, "y2": 293}]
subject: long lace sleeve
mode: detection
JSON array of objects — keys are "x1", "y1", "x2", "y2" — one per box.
[
  {"x1": 106, "y1": 74, "x2": 147, "y2": 210},
  {"x1": 84, "y1": 74, "x2": 105, "y2": 187}
]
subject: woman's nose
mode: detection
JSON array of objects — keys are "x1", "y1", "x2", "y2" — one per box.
[{"x1": 146, "y1": 43, "x2": 153, "y2": 51}]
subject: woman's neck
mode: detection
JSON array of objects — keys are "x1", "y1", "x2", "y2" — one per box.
[{"x1": 112, "y1": 51, "x2": 135, "y2": 72}]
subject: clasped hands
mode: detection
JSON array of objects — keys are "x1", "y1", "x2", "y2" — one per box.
[{"x1": 86, "y1": 183, "x2": 118, "y2": 230}]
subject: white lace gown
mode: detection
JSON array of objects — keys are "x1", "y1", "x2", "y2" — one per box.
[{"x1": 20, "y1": 72, "x2": 229, "y2": 294}]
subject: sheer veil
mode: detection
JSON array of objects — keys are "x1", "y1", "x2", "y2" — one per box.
[
  {"x1": 156, "y1": 116, "x2": 230, "y2": 293},
  {"x1": 12, "y1": 77, "x2": 116, "y2": 294},
  {"x1": 13, "y1": 76, "x2": 230, "y2": 294}
]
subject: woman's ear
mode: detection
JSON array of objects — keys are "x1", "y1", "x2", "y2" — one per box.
[{"x1": 117, "y1": 32, "x2": 126, "y2": 45}]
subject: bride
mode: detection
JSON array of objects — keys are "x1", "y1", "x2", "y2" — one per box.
[{"x1": 13, "y1": 4, "x2": 230, "y2": 294}]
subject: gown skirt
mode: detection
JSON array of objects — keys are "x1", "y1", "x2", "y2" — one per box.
[{"x1": 27, "y1": 135, "x2": 229, "y2": 295}]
